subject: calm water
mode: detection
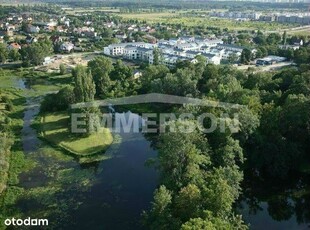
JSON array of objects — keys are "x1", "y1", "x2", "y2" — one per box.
[
  {"x1": 19, "y1": 86, "x2": 158, "y2": 229},
  {"x1": 21, "y1": 97, "x2": 41, "y2": 153},
  {"x1": 237, "y1": 168, "x2": 310, "y2": 230},
  {"x1": 240, "y1": 201, "x2": 309, "y2": 230},
  {"x1": 15, "y1": 78, "x2": 310, "y2": 229},
  {"x1": 71, "y1": 131, "x2": 158, "y2": 229}
]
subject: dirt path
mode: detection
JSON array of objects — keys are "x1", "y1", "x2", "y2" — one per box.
[
  {"x1": 35, "y1": 52, "x2": 100, "y2": 72},
  {"x1": 236, "y1": 61, "x2": 293, "y2": 72}
]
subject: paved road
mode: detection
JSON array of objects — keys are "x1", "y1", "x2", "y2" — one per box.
[{"x1": 265, "y1": 25, "x2": 310, "y2": 34}]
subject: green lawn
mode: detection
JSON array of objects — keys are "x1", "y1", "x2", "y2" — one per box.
[
  {"x1": 287, "y1": 28, "x2": 310, "y2": 37},
  {"x1": 116, "y1": 12, "x2": 295, "y2": 31},
  {"x1": 40, "y1": 112, "x2": 113, "y2": 156},
  {"x1": 0, "y1": 73, "x2": 23, "y2": 89},
  {"x1": 65, "y1": 7, "x2": 121, "y2": 15},
  {"x1": 0, "y1": 88, "x2": 29, "y2": 196}
]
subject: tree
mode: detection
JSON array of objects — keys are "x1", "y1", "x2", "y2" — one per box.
[
  {"x1": 157, "y1": 121, "x2": 211, "y2": 190},
  {"x1": 255, "y1": 49, "x2": 263, "y2": 59},
  {"x1": 3, "y1": 34, "x2": 10, "y2": 43},
  {"x1": 153, "y1": 48, "x2": 161, "y2": 65},
  {"x1": 142, "y1": 186, "x2": 178, "y2": 230},
  {"x1": 294, "y1": 47, "x2": 310, "y2": 65},
  {"x1": 282, "y1": 31, "x2": 287, "y2": 45},
  {"x1": 71, "y1": 65, "x2": 97, "y2": 136},
  {"x1": 21, "y1": 22, "x2": 28, "y2": 32},
  {"x1": 59, "y1": 63, "x2": 66, "y2": 75},
  {"x1": 151, "y1": 186, "x2": 172, "y2": 215},
  {"x1": 40, "y1": 86, "x2": 75, "y2": 112},
  {"x1": 73, "y1": 65, "x2": 96, "y2": 103},
  {"x1": 102, "y1": 28, "x2": 113, "y2": 38},
  {"x1": 20, "y1": 38, "x2": 53, "y2": 66},
  {"x1": 253, "y1": 34, "x2": 266, "y2": 45},
  {"x1": 194, "y1": 55, "x2": 207, "y2": 79},
  {"x1": 181, "y1": 217, "x2": 217, "y2": 230},
  {"x1": 8, "y1": 49, "x2": 21, "y2": 61},
  {"x1": 258, "y1": 46, "x2": 268, "y2": 57},
  {"x1": 240, "y1": 48, "x2": 252, "y2": 64},
  {"x1": 110, "y1": 59, "x2": 133, "y2": 97},
  {"x1": 150, "y1": 68, "x2": 198, "y2": 97},
  {"x1": 267, "y1": 33, "x2": 282, "y2": 45},
  {"x1": 198, "y1": 64, "x2": 220, "y2": 93},
  {"x1": 175, "y1": 184, "x2": 202, "y2": 221},
  {"x1": 88, "y1": 57, "x2": 113, "y2": 98},
  {"x1": 181, "y1": 214, "x2": 247, "y2": 230},
  {"x1": 202, "y1": 166, "x2": 242, "y2": 215},
  {"x1": 144, "y1": 118, "x2": 245, "y2": 229},
  {"x1": 0, "y1": 44, "x2": 8, "y2": 63},
  {"x1": 228, "y1": 53, "x2": 239, "y2": 64},
  {"x1": 141, "y1": 64, "x2": 170, "y2": 93},
  {"x1": 55, "y1": 86, "x2": 76, "y2": 109}
]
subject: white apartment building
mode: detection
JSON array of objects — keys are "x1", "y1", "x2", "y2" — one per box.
[
  {"x1": 104, "y1": 42, "x2": 156, "y2": 56},
  {"x1": 202, "y1": 53, "x2": 222, "y2": 65},
  {"x1": 202, "y1": 39, "x2": 223, "y2": 47},
  {"x1": 161, "y1": 54, "x2": 191, "y2": 68},
  {"x1": 217, "y1": 44, "x2": 244, "y2": 53},
  {"x1": 175, "y1": 43, "x2": 199, "y2": 51},
  {"x1": 104, "y1": 38, "x2": 239, "y2": 67},
  {"x1": 104, "y1": 43, "x2": 127, "y2": 56}
]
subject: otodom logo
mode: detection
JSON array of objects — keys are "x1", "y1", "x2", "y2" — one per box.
[{"x1": 4, "y1": 217, "x2": 48, "y2": 227}]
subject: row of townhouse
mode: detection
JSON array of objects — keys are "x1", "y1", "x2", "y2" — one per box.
[
  {"x1": 161, "y1": 54, "x2": 194, "y2": 68},
  {"x1": 104, "y1": 42, "x2": 156, "y2": 56},
  {"x1": 210, "y1": 11, "x2": 310, "y2": 25},
  {"x1": 259, "y1": 14, "x2": 310, "y2": 24},
  {"x1": 103, "y1": 38, "x2": 249, "y2": 67},
  {"x1": 210, "y1": 11, "x2": 262, "y2": 20},
  {"x1": 277, "y1": 15, "x2": 310, "y2": 24},
  {"x1": 158, "y1": 37, "x2": 223, "y2": 48},
  {"x1": 104, "y1": 42, "x2": 221, "y2": 66},
  {"x1": 124, "y1": 46, "x2": 155, "y2": 63}
]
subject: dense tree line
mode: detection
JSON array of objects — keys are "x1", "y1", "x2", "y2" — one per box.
[
  {"x1": 39, "y1": 53, "x2": 310, "y2": 228},
  {"x1": 240, "y1": 31, "x2": 310, "y2": 64},
  {"x1": 48, "y1": 0, "x2": 307, "y2": 12},
  {"x1": 0, "y1": 37, "x2": 54, "y2": 66},
  {"x1": 88, "y1": 57, "x2": 137, "y2": 98},
  {"x1": 0, "y1": 91, "x2": 14, "y2": 195},
  {"x1": 20, "y1": 38, "x2": 53, "y2": 66},
  {"x1": 135, "y1": 53, "x2": 310, "y2": 228},
  {"x1": 140, "y1": 59, "x2": 254, "y2": 229},
  {"x1": 41, "y1": 57, "x2": 136, "y2": 113}
]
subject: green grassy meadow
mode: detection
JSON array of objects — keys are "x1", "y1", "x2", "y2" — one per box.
[
  {"x1": 116, "y1": 12, "x2": 295, "y2": 31},
  {"x1": 39, "y1": 112, "x2": 113, "y2": 156}
]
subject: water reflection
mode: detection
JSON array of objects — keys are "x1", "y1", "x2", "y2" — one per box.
[
  {"x1": 237, "y1": 169, "x2": 310, "y2": 229},
  {"x1": 18, "y1": 108, "x2": 158, "y2": 229}
]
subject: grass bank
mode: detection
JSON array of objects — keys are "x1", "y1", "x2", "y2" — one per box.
[
  {"x1": 38, "y1": 111, "x2": 113, "y2": 157},
  {"x1": 0, "y1": 88, "x2": 36, "y2": 228}
]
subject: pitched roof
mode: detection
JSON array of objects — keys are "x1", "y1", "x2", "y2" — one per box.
[{"x1": 8, "y1": 42, "x2": 21, "y2": 49}]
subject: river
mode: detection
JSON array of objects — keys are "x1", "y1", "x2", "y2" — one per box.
[
  {"x1": 17, "y1": 79, "x2": 158, "y2": 229},
  {"x1": 13, "y1": 78, "x2": 310, "y2": 229}
]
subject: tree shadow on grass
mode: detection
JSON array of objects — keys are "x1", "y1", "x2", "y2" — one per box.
[{"x1": 42, "y1": 117, "x2": 70, "y2": 131}]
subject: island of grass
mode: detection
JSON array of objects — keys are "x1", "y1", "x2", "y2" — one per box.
[{"x1": 39, "y1": 112, "x2": 113, "y2": 157}]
